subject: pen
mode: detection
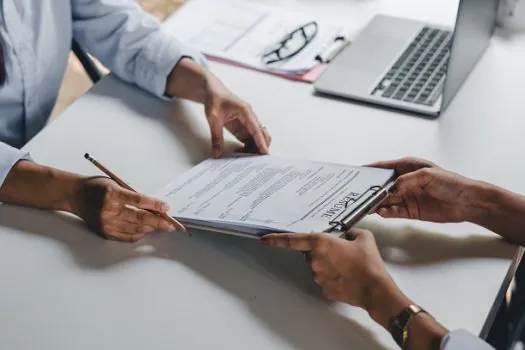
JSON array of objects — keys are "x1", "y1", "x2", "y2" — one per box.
[{"x1": 84, "y1": 153, "x2": 188, "y2": 234}]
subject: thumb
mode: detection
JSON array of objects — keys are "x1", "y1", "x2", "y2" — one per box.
[
  {"x1": 345, "y1": 228, "x2": 372, "y2": 241},
  {"x1": 392, "y1": 168, "x2": 433, "y2": 197}
]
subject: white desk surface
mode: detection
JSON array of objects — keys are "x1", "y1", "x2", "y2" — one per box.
[{"x1": 2, "y1": 0, "x2": 525, "y2": 349}]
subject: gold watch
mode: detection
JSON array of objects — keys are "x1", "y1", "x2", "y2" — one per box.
[{"x1": 389, "y1": 304, "x2": 427, "y2": 349}]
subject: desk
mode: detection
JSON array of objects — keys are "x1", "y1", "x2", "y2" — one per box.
[{"x1": 1, "y1": 0, "x2": 524, "y2": 349}]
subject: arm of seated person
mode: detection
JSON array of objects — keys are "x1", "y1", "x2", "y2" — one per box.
[{"x1": 1, "y1": 159, "x2": 175, "y2": 242}]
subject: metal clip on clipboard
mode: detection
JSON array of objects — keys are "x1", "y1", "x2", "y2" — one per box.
[
  {"x1": 327, "y1": 181, "x2": 395, "y2": 234},
  {"x1": 315, "y1": 35, "x2": 351, "y2": 64}
]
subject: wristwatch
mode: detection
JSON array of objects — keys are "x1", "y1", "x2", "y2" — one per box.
[{"x1": 389, "y1": 304, "x2": 427, "y2": 349}]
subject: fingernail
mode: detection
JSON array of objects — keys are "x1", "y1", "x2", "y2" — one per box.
[
  {"x1": 162, "y1": 203, "x2": 170, "y2": 212},
  {"x1": 162, "y1": 222, "x2": 176, "y2": 232}
]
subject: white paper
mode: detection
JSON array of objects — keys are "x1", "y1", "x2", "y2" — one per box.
[
  {"x1": 162, "y1": 0, "x2": 347, "y2": 74},
  {"x1": 156, "y1": 155, "x2": 395, "y2": 235}
]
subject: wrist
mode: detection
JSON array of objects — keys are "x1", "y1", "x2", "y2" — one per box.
[
  {"x1": 365, "y1": 276, "x2": 448, "y2": 350},
  {"x1": 406, "y1": 312, "x2": 448, "y2": 350},
  {"x1": 463, "y1": 179, "x2": 525, "y2": 243},
  {"x1": 54, "y1": 172, "x2": 84, "y2": 214},
  {"x1": 166, "y1": 57, "x2": 214, "y2": 103},
  {"x1": 364, "y1": 274, "x2": 412, "y2": 329},
  {"x1": 462, "y1": 179, "x2": 507, "y2": 224}
]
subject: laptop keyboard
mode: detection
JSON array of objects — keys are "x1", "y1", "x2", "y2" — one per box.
[{"x1": 372, "y1": 26, "x2": 452, "y2": 106}]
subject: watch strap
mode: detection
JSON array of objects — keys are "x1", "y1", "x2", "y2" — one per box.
[{"x1": 389, "y1": 304, "x2": 427, "y2": 349}]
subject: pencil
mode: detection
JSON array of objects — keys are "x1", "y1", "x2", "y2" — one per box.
[{"x1": 84, "y1": 153, "x2": 188, "y2": 234}]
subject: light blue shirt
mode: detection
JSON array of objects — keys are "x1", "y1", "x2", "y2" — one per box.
[{"x1": 0, "y1": 0, "x2": 206, "y2": 186}]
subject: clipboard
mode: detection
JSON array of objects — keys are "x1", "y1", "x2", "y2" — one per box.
[{"x1": 173, "y1": 179, "x2": 395, "y2": 240}]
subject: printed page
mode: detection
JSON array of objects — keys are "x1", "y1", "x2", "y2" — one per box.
[
  {"x1": 162, "y1": 0, "x2": 347, "y2": 73},
  {"x1": 155, "y1": 155, "x2": 395, "y2": 234}
]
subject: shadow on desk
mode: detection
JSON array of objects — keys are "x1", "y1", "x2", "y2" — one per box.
[
  {"x1": 495, "y1": 22, "x2": 525, "y2": 41},
  {"x1": 0, "y1": 205, "x2": 390, "y2": 350},
  {"x1": 89, "y1": 76, "x2": 242, "y2": 165},
  {"x1": 356, "y1": 217, "x2": 516, "y2": 266}
]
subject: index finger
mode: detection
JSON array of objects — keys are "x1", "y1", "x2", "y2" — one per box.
[
  {"x1": 366, "y1": 159, "x2": 400, "y2": 169},
  {"x1": 261, "y1": 233, "x2": 319, "y2": 251},
  {"x1": 239, "y1": 106, "x2": 269, "y2": 154},
  {"x1": 115, "y1": 189, "x2": 169, "y2": 212},
  {"x1": 208, "y1": 117, "x2": 225, "y2": 158},
  {"x1": 366, "y1": 157, "x2": 436, "y2": 175}
]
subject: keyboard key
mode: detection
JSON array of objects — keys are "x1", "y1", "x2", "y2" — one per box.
[
  {"x1": 383, "y1": 85, "x2": 397, "y2": 97},
  {"x1": 393, "y1": 93, "x2": 404, "y2": 100},
  {"x1": 373, "y1": 26, "x2": 452, "y2": 102}
]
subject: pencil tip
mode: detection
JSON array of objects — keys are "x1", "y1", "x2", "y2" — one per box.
[{"x1": 84, "y1": 153, "x2": 90, "y2": 160}]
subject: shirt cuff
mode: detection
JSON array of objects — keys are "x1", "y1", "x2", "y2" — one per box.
[
  {"x1": 440, "y1": 330, "x2": 495, "y2": 350},
  {"x1": 133, "y1": 31, "x2": 208, "y2": 99},
  {"x1": 0, "y1": 143, "x2": 31, "y2": 189}
]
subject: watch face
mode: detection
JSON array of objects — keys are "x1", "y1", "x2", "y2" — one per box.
[{"x1": 389, "y1": 305, "x2": 427, "y2": 348}]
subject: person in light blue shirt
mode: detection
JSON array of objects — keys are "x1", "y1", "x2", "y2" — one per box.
[
  {"x1": 263, "y1": 157, "x2": 525, "y2": 350},
  {"x1": 0, "y1": 0, "x2": 271, "y2": 242}
]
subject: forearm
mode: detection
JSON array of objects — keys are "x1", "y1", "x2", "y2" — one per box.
[
  {"x1": 465, "y1": 180, "x2": 525, "y2": 245},
  {"x1": 0, "y1": 160, "x2": 81, "y2": 212},
  {"x1": 365, "y1": 276, "x2": 447, "y2": 350},
  {"x1": 165, "y1": 58, "x2": 214, "y2": 104},
  {"x1": 72, "y1": 0, "x2": 208, "y2": 99}
]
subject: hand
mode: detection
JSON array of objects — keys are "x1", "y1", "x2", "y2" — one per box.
[
  {"x1": 165, "y1": 58, "x2": 271, "y2": 157},
  {"x1": 204, "y1": 76, "x2": 271, "y2": 157},
  {"x1": 261, "y1": 230, "x2": 410, "y2": 327},
  {"x1": 369, "y1": 157, "x2": 477, "y2": 223},
  {"x1": 70, "y1": 177, "x2": 177, "y2": 242}
]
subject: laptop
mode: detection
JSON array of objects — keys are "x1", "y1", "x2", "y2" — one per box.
[{"x1": 313, "y1": 0, "x2": 499, "y2": 117}]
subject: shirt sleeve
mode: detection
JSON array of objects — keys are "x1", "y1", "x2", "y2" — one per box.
[
  {"x1": 0, "y1": 142, "x2": 30, "y2": 188},
  {"x1": 71, "y1": 0, "x2": 208, "y2": 98},
  {"x1": 441, "y1": 330, "x2": 495, "y2": 350}
]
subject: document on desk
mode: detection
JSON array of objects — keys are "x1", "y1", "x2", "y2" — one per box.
[
  {"x1": 155, "y1": 155, "x2": 395, "y2": 237},
  {"x1": 162, "y1": 0, "x2": 348, "y2": 78}
]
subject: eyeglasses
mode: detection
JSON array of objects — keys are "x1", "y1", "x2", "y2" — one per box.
[{"x1": 261, "y1": 21, "x2": 318, "y2": 65}]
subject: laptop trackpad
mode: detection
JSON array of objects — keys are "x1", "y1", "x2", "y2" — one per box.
[
  {"x1": 332, "y1": 34, "x2": 408, "y2": 73},
  {"x1": 314, "y1": 34, "x2": 410, "y2": 96}
]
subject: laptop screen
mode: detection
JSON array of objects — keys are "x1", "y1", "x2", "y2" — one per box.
[{"x1": 441, "y1": 0, "x2": 499, "y2": 110}]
